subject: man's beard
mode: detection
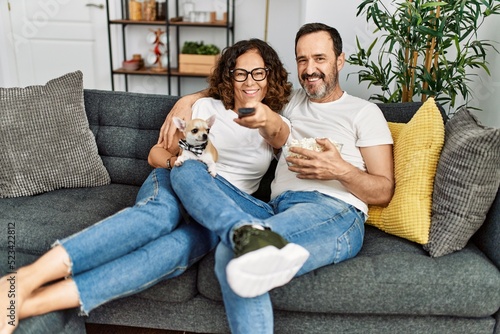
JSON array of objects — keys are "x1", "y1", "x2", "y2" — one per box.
[{"x1": 300, "y1": 70, "x2": 338, "y2": 100}]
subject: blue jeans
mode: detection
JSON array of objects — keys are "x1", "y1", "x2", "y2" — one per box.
[
  {"x1": 171, "y1": 160, "x2": 366, "y2": 333},
  {"x1": 57, "y1": 168, "x2": 219, "y2": 315}
]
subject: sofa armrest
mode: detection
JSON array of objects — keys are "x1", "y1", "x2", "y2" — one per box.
[{"x1": 474, "y1": 187, "x2": 500, "y2": 269}]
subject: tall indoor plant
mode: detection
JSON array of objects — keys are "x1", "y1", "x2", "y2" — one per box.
[{"x1": 348, "y1": 0, "x2": 500, "y2": 112}]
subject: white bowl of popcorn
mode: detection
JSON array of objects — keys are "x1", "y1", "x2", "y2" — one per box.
[{"x1": 282, "y1": 138, "x2": 343, "y2": 166}]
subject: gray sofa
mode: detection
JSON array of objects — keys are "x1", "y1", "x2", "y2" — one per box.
[{"x1": 1, "y1": 89, "x2": 499, "y2": 334}]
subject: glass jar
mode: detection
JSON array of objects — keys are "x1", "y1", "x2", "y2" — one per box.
[
  {"x1": 129, "y1": 0, "x2": 143, "y2": 21},
  {"x1": 183, "y1": 0, "x2": 195, "y2": 21},
  {"x1": 143, "y1": 0, "x2": 156, "y2": 21}
]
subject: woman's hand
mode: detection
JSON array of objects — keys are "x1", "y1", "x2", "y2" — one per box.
[{"x1": 234, "y1": 102, "x2": 289, "y2": 149}]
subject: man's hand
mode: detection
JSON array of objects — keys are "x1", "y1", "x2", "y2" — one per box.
[
  {"x1": 158, "y1": 102, "x2": 192, "y2": 150},
  {"x1": 288, "y1": 138, "x2": 394, "y2": 206},
  {"x1": 286, "y1": 138, "x2": 349, "y2": 180},
  {"x1": 157, "y1": 90, "x2": 208, "y2": 150}
]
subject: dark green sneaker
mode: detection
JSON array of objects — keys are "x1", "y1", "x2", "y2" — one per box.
[
  {"x1": 233, "y1": 225, "x2": 289, "y2": 257},
  {"x1": 227, "y1": 225, "x2": 310, "y2": 298}
]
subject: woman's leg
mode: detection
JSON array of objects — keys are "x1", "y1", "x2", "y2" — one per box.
[
  {"x1": 60, "y1": 168, "x2": 182, "y2": 275},
  {"x1": 13, "y1": 222, "x2": 219, "y2": 321},
  {"x1": 170, "y1": 160, "x2": 273, "y2": 247},
  {"x1": 19, "y1": 279, "x2": 80, "y2": 319},
  {"x1": 72, "y1": 221, "x2": 218, "y2": 315},
  {"x1": 1, "y1": 168, "x2": 183, "y2": 332},
  {"x1": 0, "y1": 246, "x2": 74, "y2": 334},
  {"x1": 171, "y1": 161, "x2": 310, "y2": 298}
]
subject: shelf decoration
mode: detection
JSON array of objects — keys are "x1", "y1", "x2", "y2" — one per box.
[
  {"x1": 106, "y1": 0, "x2": 234, "y2": 94},
  {"x1": 146, "y1": 28, "x2": 168, "y2": 72},
  {"x1": 128, "y1": 0, "x2": 142, "y2": 20},
  {"x1": 122, "y1": 54, "x2": 144, "y2": 71},
  {"x1": 179, "y1": 41, "x2": 220, "y2": 75}
]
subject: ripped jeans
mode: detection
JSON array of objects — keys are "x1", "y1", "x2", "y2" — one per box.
[{"x1": 57, "y1": 168, "x2": 218, "y2": 315}]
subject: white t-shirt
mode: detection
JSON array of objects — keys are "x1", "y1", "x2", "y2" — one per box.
[
  {"x1": 192, "y1": 98, "x2": 290, "y2": 194},
  {"x1": 271, "y1": 89, "x2": 393, "y2": 214}
]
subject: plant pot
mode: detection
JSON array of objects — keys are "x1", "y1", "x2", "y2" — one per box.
[{"x1": 178, "y1": 54, "x2": 219, "y2": 75}]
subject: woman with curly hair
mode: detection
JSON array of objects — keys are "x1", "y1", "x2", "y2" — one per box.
[{"x1": 0, "y1": 38, "x2": 292, "y2": 333}]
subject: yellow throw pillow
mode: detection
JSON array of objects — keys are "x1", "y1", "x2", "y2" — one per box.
[{"x1": 367, "y1": 98, "x2": 445, "y2": 244}]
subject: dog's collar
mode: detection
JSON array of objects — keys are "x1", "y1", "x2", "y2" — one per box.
[{"x1": 178, "y1": 139, "x2": 207, "y2": 157}]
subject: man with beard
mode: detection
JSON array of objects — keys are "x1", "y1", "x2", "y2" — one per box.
[{"x1": 159, "y1": 23, "x2": 394, "y2": 333}]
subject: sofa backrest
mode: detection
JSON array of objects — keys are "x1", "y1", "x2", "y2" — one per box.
[
  {"x1": 84, "y1": 89, "x2": 180, "y2": 186},
  {"x1": 83, "y1": 89, "x2": 498, "y2": 266}
]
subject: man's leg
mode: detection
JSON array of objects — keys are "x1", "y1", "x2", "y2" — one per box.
[
  {"x1": 226, "y1": 191, "x2": 365, "y2": 297},
  {"x1": 171, "y1": 161, "x2": 310, "y2": 298},
  {"x1": 269, "y1": 191, "x2": 365, "y2": 272},
  {"x1": 214, "y1": 243, "x2": 274, "y2": 334}
]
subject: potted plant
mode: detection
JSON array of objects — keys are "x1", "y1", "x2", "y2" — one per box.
[
  {"x1": 179, "y1": 41, "x2": 221, "y2": 75},
  {"x1": 347, "y1": 0, "x2": 500, "y2": 112}
]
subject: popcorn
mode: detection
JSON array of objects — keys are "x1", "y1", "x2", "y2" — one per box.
[{"x1": 282, "y1": 137, "x2": 342, "y2": 166}]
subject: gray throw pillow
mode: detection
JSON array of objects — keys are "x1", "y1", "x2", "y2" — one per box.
[
  {"x1": 0, "y1": 71, "x2": 110, "y2": 198},
  {"x1": 424, "y1": 107, "x2": 500, "y2": 257}
]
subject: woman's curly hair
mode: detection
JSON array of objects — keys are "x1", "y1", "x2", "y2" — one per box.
[{"x1": 207, "y1": 39, "x2": 292, "y2": 112}]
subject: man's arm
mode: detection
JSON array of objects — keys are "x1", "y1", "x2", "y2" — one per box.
[
  {"x1": 158, "y1": 89, "x2": 209, "y2": 150},
  {"x1": 340, "y1": 145, "x2": 394, "y2": 205},
  {"x1": 287, "y1": 139, "x2": 394, "y2": 206}
]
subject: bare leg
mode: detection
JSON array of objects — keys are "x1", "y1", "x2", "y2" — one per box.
[
  {"x1": 1, "y1": 245, "x2": 72, "y2": 334},
  {"x1": 20, "y1": 279, "x2": 80, "y2": 319}
]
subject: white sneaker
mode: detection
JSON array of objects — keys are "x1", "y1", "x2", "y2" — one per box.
[{"x1": 226, "y1": 243, "x2": 310, "y2": 298}]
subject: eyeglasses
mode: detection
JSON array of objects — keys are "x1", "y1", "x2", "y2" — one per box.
[{"x1": 230, "y1": 67, "x2": 269, "y2": 82}]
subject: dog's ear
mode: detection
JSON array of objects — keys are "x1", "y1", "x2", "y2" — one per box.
[
  {"x1": 173, "y1": 117, "x2": 186, "y2": 132},
  {"x1": 206, "y1": 114, "x2": 216, "y2": 128}
]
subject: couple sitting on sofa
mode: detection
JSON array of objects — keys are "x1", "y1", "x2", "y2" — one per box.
[{"x1": 0, "y1": 23, "x2": 394, "y2": 334}]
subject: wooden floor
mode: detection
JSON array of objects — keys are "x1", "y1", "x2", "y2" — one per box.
[{"x1": 85, "y1": 323, "x2": 195, "y2": 334}]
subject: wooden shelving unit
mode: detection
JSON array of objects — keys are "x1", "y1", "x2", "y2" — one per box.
[{"x1": 105, "y1": 0, "x2": 235, "y2": 95}]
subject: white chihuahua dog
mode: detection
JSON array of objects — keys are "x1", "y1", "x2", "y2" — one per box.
[{"x1": 173, "y1": 115, "x2": 218, "y2": 177}]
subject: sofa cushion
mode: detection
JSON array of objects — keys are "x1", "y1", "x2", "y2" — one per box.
[
  {"x1": 424, "y1": 108, "x2": 500, "y2": 257},
  {"x1": 135, "y1": 264, "x2": 199, "y2": 303},
  {"x1": 474, "y1": 188, "x2": 500, "y2": 269},
  {"x1": 367, "y1": 98, "x2": 445, "y2": 244},
  {"x1": 0, "y1": 71, "x2": 110, "y2": 198},
  {"x1": 84, "y1": 90, "x2": 180, "y2": 186},
  {"x1": 0, "y1": 186, "x2": 199, "y2": 304},
  {"x1": 0, "y1": 184, "x2": 139, "y2": 255},
  {"x1": 197, "y1": 226, "x2": 500, "y2": 317}
]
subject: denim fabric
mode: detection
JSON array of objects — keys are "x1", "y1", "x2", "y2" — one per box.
[
  {"x1": 58, "y1": 168, "x2": 218, "y2": 315},
  {"x1": 171, "y1": 160, "x2": 275, "y2": 248},
  {"x1": 171, "y1": 160, "x2": 366, "y2": 333}
]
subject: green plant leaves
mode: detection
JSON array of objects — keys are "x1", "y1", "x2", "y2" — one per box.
[
  {"x1": 347, "y1": 0, "x2": 500, "y2": 112},
  {"x1": 181, "y1": 41, "x2": 220, "y2": 55}
]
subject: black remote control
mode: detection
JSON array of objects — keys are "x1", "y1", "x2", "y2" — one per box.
[{"x1": 238, "y1": 107, "x2": 256, "y2": 118}]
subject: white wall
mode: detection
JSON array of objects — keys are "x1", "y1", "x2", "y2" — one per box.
[
  {"x1": 0, "y1": 0, "x2": 17, "y2": 87},
  {"x1": 468, "y1": 14, "x2": 500, "y2": 127}
]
